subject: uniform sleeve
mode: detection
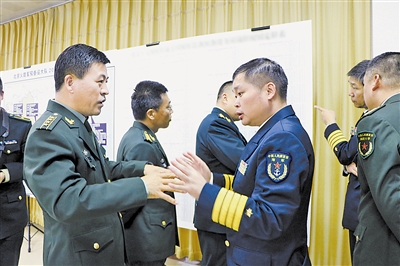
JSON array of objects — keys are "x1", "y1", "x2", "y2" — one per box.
[
  {"x1": 205, "y1": 119, "x2": 246, "y2": 171},
  {"x1": 23, "y1": 128, "x2": 148, "y2": 223},
  {"x1": 357, "y1": 117, "x2": 400, "y2": 241},
  {"x1": 197, "y1": 131, "x2": 312, "y2": 240},
  {"x1": 324, "y1": 123, "x2": 358, "y2": 166}
]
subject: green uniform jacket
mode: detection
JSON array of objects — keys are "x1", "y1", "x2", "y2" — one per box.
[
  {"x1": 23, "y1": 100, "x2": 149, "y2": 266},
  {"x1": 116, "y1": 121, "x2": 178, "y2": 263},
  {"x1": 354, "y1": 93, "x2": 400, "y2": 266}
]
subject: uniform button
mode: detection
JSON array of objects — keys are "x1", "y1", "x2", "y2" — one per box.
[
  {"x1": 18, "y1": 195, "x2": 23, "y2": 200},
  {"x1": 356, "y1": 236, "x2": 359, "y2": 242},
  {"x1": 225, "y1": 240, "x2": 230, "y2": 247},
  {"x1": 6, "y1": 150, "x2": 10, "y2": 154},
  {"x1": 119, "y1": 212, "x2": 122, "y2": 218},
  {"x1": 162, "y1": 220, "x2": 166, "y2": 226},
  {"x1": 93, "y1": 243, "x2": 100, "y2": 250},
  {"x1": 108, "y1": 179, "x2": 111, "y2": 183}
]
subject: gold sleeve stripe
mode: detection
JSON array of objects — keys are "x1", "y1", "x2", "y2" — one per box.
[
  {"x1": 212, "y1": 188, "x2": 228, "y2": 223},
  {"x1": 223, "y1": 174, "x2": 234, "y2": 190},
  {"x1": 218, "y1": 190, "x2": 234, "y2": 226},
  {"x1": 327, "y1": 130, "x2": 347, "y2": 150},
  {"x1": 225, "y1": 192, "x2": 242, "y2": 228},
  {"x1": 211, "y1": 188, "x2": 248, "y2": 232},
  {"x1": 231, "y1": 194, "x2": 248, "y2": 231}
]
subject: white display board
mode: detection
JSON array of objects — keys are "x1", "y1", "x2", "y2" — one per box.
[
  {"x1": 111, "y1": 20, "x2": 313, "y2": 229},
  {"x1": 0, "y1": 20, "x2": 312, "y2": 230},
  {"x1": 0, "y1": 62, "x2": 116, "y2": 158}
]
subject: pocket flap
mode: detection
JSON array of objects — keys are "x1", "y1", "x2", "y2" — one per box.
[
  {"x1": 72, "y1": 226, "x2": 114, "y2": 253},
  {"x1": 149, "y1": 212, "x2": 173, "y2": 229},
  {"x1": 354, "y1": 224, "x2": 367, "y2": 242}
]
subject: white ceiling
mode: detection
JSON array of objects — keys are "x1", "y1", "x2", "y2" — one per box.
[{"x1": 0, "y1": 0, "x2": 73, "y2": 25}]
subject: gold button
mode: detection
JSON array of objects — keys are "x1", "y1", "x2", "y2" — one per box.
[
  {"x1": 93, "y1": 243, "x2": 100, "y2": 250},
  {"x1": 225, "y1": 240, "x2": 230, "y2": 247},
  {"x1": 6, "y1": 150, "x2": 10, "y2": 154},
  {"x1": 162, "y1": 220, "x2": 166, "y2": 226},
  {"x1": 356, "y1": 236, "x2": 359, "y2": 242},
  {"x1": 119, "y1": 212, "x2": 122, "y2": 218},
  {"x1": 18, "y1": 195, "x2": 23, "y2": 200},
  {"x1": 108, "y1": 179, "x2": 111, "y2": 183}
]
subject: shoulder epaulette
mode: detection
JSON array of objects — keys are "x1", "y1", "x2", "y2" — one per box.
[
  {"x1": 218, "y1": 113, "x2": 232, "y2": 123},
  {"x1": 143, "y1": 130, "x2": 156, "y2": 143},
  {"x1": 9, "y1": 114, "x2": 31, "y2": 123},
  {"x1": 37, "y1": 113, "x2": 62, "y2": 131}
]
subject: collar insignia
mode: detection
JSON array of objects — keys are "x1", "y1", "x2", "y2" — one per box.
[
  {"x1": 143, "y1": 131, "x2": 156, "y2": 143},
  {"x1": 65, "y1": 117, "x2": 75, "y2": 125}
]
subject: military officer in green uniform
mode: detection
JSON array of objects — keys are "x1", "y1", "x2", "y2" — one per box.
[
  {"x1": 23, "y1": 44, "x2": 182, "y2": 266},
  {"x1": 353, "y1": 52, "x2": 400, "y2": 266},
  {"x1": 117, "y1": 80, "x2": 178, "y2": 266}
]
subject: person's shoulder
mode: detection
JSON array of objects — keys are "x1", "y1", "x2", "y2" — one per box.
[
  {"x1": 35, "y1": 112, "x2": 63, "y2": 131},
  {"x1": 9, "y1": 114, "x2": 31, "y2": 123}
]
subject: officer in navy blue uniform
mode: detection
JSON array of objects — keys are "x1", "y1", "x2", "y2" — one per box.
[
  {"x1": 315, "y1": 59, "x2": 369, "y2": 261},
  {"x1": 117, "y1": 80, "x2": 178, "y2": 266},
  {"x1": 0, "y1": 77, "x2": 32, "y2": 266},
  {"x1": 170, "y1": 58, "x2": 314, "y2": 266},
  {"x1": 195, "y1": 80, "x2": 247, "y2": 266}
]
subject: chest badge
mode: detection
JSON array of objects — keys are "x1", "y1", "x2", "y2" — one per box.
[{"x1": 238, "y1": 160, "x2": 248, "y2": 175}]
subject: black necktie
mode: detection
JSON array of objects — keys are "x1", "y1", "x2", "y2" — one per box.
[{"x1": 84, "y1": 120, "x2": 98, "y2": 148}]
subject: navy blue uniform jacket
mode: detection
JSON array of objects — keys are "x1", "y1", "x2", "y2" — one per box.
[
  {"x1": 0, "y1": 110, "x2": 31, "y2": 240},
  {"x1": 195, "y1": 107, "x2": 247, "y2": 233},
  {"x1": 324, "y1": 122, "x2": 360, "y2": 231},
  {"x1": 195, "y1": 105, "x2": 314, "y2": 265}
]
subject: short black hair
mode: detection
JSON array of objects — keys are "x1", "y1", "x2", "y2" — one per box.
[
  {"x1": 232, "y1": 58, "x2": 288, "y2": 100},
  {"x1": 54, "y1": 44, "x2": 110, "y2": 91},
  {"x1": 347, "y1": 60, "x2": 370, "y2": 85},
  {"x1": 131, "y1": 80, "x2": 168, "y2": 120},
  {"x1": 0, "y1": 77, "x2": 3, "y2": 92},
  {"x1": 216, "y1": 80, "x2": 233, "y2": 101}
]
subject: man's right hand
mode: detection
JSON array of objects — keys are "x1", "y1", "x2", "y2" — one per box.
[
  {"x1": 314, "y1": 105, "x2": 336, "y2": 126},
  {"x1": 141, "y1": 166, "x2": 184, "y2": 205}
]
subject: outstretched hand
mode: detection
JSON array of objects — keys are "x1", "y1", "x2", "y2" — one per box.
[
  {"x1": 141, "y1": 166, "x2": 185, "y2": 205},
  {"x1": 169, "y1": 152, "x2": 209, "y2": 200}
]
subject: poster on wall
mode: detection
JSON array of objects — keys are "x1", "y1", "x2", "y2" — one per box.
[
  {"x1": 0, "y1": 62, "x2": 116, "y2": 158},
  {"x1": 110, "y1": 20, "x2": 313, "y2": 229}
]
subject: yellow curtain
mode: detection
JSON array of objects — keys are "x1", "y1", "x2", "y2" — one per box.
[{"x1": 1, "y1": 1, "x2": 371, "y2": 265}]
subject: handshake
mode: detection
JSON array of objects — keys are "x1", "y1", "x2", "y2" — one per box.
[{"x1": 142, "y1": 152, "x2": 211, "y2": 204}]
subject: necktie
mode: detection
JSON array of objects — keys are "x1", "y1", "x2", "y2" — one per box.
[{"x1": 84, "y1": 120, "x2": 98, "y2": 148}]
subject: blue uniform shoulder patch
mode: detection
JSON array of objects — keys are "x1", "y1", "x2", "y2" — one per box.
[
  {"x1": 357, "y1": 131, "x2": 375, "y2": 159},
  {"x1": 9, "y1": 114, "x2": 31, "y2": 123},
  {"x1": 266, "y1": 151, "x2": 291, "y2": 183}
]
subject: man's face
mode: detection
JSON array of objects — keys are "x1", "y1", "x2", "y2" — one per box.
[
  {"x1": 153, "y1": 93, "x2": 173, "y2": 130},
  {"x1": 233, "y1": 72, "x2": 269, "y2": 127},
  {"x1": 348, "y1": 76, "x2": 366, "y2": 109},
  {"x1": 71, "y1": 63, "x2": 109, "y2": 117},
  {"x1": 223, "y1": 87, "x2": 240, "y2": 121},
  {"x1": 362, "y1": 73, "x2": 376, "y2": 110}
]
